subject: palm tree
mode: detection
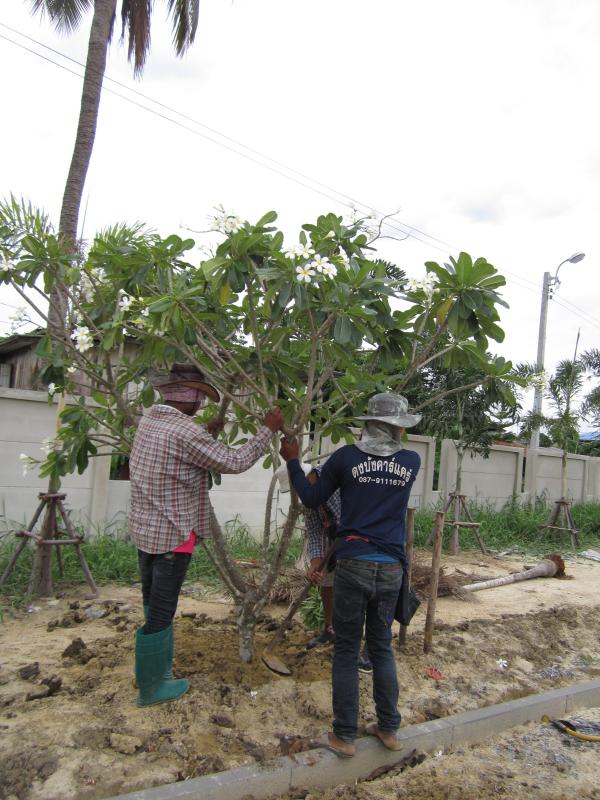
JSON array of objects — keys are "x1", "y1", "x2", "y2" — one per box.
[
  {"x1": 25, "y1": 0, "x2": 200, "y2": 596},
  {"x1": 29, "y1": 0, "x2": 200, "y2": 335},
  {"x1": 519, "y1": 358, "x2": 586, "y2": 500}
]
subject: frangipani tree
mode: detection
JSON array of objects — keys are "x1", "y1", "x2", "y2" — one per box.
[{"x1": 1, "y1": 198, "x2": 510, "y2": 660}]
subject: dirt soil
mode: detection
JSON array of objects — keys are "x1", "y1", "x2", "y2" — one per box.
[{"x1": 1, "y1": 550, "x2": 600, "y2": 800}]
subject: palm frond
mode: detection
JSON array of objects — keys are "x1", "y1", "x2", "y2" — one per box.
[
  {"x1": 371, "y1": 259, "x2": 406, "y2": 285},
  {"x1": 121, "y1": 0, "x2": 152, "y2": 75},
  {"x1": 166, "y1": 0, "x2": 200, "y2": 55},
  {"x1": 29, "y1": 0, "x2": 93, "y2": 34}
]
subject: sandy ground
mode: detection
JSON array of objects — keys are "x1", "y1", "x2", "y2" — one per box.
[{"x1": 1, "y1": 550, "x2": 599, "y2": 800}]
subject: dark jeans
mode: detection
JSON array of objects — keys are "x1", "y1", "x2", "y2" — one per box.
[
  {"x1": 138, "y1": 550, "x2": 191, "y2": 634},
  {"x1": 332, "y1": 558, "x2": 403, "y2": 742}
]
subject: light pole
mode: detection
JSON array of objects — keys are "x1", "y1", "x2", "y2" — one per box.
[{"x1": 530, "y1": 252, "x2": 586, "y2": 450}]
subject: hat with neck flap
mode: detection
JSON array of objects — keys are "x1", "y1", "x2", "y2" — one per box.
[
  {"x1": 355, "y1": 392, "x2": 421, "y2": 457},
  {"x1": 150, "y1": 363, "x2": 220, "y2": 403}
]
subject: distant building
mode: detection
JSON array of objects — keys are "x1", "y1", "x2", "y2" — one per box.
[
  {"x1": 0, "y1": 330, "x2": 45, "y2": 389},
  {"x1": 0, "y1": 329, "x2": 140, "y2": 395}
]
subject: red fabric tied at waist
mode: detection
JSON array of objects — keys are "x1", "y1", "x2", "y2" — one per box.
[{"x1": 173, "y1": 531, "x2": 198, "y2": 554}]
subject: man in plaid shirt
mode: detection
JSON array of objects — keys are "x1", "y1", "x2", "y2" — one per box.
[{"x1": 130, "y1": 364, "x2": 284, "y2": 706}]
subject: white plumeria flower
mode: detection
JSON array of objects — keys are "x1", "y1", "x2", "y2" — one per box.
[
  {"x1": 19, "y1": 453, "x2": 37, "y2": 477},
  {"x1": 209, "y1": 205, "x2": 243, "y2": 234},
  {"x1": 337, "y1": 250, "x2": 350, "y2": 265},
  {"x1": 297, "y1": 243, "x2": 315, "y2": 260},
  {"x1": 40, "y1": 437, "x2": 55, "y2": 456},
  {"x1": 66, "y1": 364, "x2": 77, "y2": 375},
  {"x1": 140, "y1": 306, "x2": 149, "y2": 317},
  {"x1": 296, "y1": 263, "x2": 316, "y2": 284},
  {"x1": 80, "y1": 274, "x2": 94, "y2": 301},
  {"x1": 47, "y1": 383, "x2": 57, "y2": 396},
  {"x1": 496, "y1": 658, "x2": 508, "y2": 670},
  {"x1": 283, "y1": 244, "x2": 301, "y2": 259},
  {"x1": 223, "y1": 215, "x2": 243, "y2": 233},
  {"x1": 118, "y1": 292, "x2": 132, "y2": 311},
  {"x1": 71, "y1": 326, "x2": 93, "y2": 353},
  {"x1": 311, "y1": 255, "x2": 331, "y2": 273},
  {"x1": 321, "y1": 261, "x2": 337, "y2": 278}
]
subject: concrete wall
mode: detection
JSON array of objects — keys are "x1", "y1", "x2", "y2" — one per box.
[
  {"x1": 439, "y1": 440, "x2": 525, "y2": 509},
  {"x1": 524, "y1": 447, "x2": 591, "y2": 503},
  {"x1": 0, "y1": 388, "x2": 102, "y2": 530},
  {"x1": 2, "y1": 388, "x2": 600, "y2": 539}
]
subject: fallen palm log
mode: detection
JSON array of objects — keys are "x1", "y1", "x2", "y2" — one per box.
[{"x1": 461, "y1": 554, "x2": 566, "y2": 593}]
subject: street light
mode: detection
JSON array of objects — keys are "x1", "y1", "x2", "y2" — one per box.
[{"x1": 530, "y1": 252, "x2": 586, "y2": 450}]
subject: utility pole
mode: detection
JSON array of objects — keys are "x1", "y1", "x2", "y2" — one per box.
[
  {"x1": 531, "y1": 271, "x2": 552, "y2": 451},
  {"x1": 529, "y1": 252, "x2": 585, "y2": 453}
]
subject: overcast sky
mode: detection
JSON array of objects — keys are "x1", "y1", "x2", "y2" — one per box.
[{"x1": 1, "y1": 0, "x2": 599, "y2": 404}]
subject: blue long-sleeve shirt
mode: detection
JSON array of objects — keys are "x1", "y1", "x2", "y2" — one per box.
[{"x1": 288, "y1": 444, "x2": 420, "y2": 563}]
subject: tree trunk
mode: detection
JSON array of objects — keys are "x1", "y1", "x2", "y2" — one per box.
[
  {"x1": 455, "y1": 446, "x2": 464, "y2": 494},
  {"x1": 237, "y1": 595, "x2": 260, "y2": 663},
  {"x1": 561, "y1": 450, "x2": 568, "y2": 501},
  {"x1": 450, "y1": 445, "x2": 464, "y2": 555},
  {"x1": 28, "y1": 504, "x2": 55, "y2": 597},
  {"x1": 49, "y1": 0, "x2": 117, "y2": 338}
]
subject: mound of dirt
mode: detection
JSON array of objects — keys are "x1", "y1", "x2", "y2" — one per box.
[{"x1": 1, "y1": 551, "x2": 599, "y2": 800}]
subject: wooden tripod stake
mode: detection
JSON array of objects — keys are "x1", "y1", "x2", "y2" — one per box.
[
  {"x1": 540, "y1": 499, "x2": 579, "y2": 550},
  {"x1": 443, "y1": 491, "x2": 487, "y2": 555},
  {"x1": 0, "y1": 491, "x2": 98, "y2": 597}
]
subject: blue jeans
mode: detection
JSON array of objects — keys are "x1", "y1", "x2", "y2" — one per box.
[
  {"x1": 332, "y1": 558, "x2": 403, "y2": 742},
  {"x1": 138, "y1": 550, "x2": 191, "y2": 634}
]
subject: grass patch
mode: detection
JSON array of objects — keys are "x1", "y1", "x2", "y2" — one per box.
[
  {"x1": 414, "y1": 499, "x2": 600, "y2": 554},
  {"x1": 2, "y1": 501, "x2": 599, "y2": 616},
  {"x1": 0, "y1": 517, "x2": 303, "y2": 613}
]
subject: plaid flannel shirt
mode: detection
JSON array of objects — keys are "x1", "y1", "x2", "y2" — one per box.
[
  {"x1": 129, "y1": 405, "x2": 272, "y2": 553},
  {"x1": 304, "y1": 489, "x2": 342, "y2": 561}
]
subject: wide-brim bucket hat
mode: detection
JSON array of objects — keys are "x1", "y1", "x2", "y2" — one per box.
[
  {"x1": 150, "y1": 363, "x2": 220, "y2": 402},
  {"x1": 356, "y1": 392, "x2": 421, "y2": 428}
]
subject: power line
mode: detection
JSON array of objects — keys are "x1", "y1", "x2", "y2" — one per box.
[
  {"x1": 2, "y1": 22, "x2": 597, "y2": 336},
  {"x1": 551, "y1": 296, "x2": 600, "y2": 332},
  {"x1": 0, "y1": 21, "x2": 455, "y2": 256}
]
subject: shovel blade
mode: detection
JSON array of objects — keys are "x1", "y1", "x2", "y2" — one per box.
[{"x1": 261, "y1": 650, "x2": 292, "y2": 675}]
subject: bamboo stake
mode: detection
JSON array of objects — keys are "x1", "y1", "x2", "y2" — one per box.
[
  {"x1": 423, "y1": 511, "x2": 445, "y2": 654},
  {"x1": 398, "y1": 507, "x2": 415, "y2": 648}
]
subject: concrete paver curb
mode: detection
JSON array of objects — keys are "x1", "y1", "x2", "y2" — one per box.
[{"x1": 107, "y1": 679, "x2": 600, "y2": 800}]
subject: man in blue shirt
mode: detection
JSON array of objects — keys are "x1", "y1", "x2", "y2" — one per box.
[{"x1": 280, "y1": 393, "x2": 421, "y2": 757}]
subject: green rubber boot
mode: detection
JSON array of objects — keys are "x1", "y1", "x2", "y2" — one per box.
[
  {"x1": 142, "y1": 606, "x2": 173, "y2": 678},
  {"x1": 135, "y1": 625, "x2": 188, "y2": 706}
]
